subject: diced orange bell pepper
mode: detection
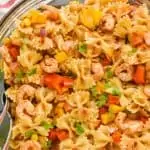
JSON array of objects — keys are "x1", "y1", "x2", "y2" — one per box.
[
  {"x1": 48, "y1": 129, "x2": 58, "y2": 141},
  {"x1": 7, "y1": 46, "x2": 20, "y2": 61},
  {"x1": 130, "y1": 32, "x2": 144, "y2": 47},
  {"x1": 133, "y1": 65, "x2": 145, "y2": 84},
  {"x1": 108, "y1": 95, "x2": 120, "y2": 105},
  {"x1": 112, "y1": 130, "x2": 122, "y2": 144},
  {"x1": 43, "y1": 74, "x2": 74, "y2": 94},
  {"x1": 56, "y1": 129, "x2": 69, "y2": 141}
]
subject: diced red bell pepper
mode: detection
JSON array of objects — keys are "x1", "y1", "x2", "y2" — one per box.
[{"x1": 43, "y1": 74, "x2": 74, "y2": 94}]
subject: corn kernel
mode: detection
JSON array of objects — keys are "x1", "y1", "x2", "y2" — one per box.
[
  {"x1": 31, "y1": 134, "x2": 38, "y2": 141},
  {"x1": 55, "y1": 107, "x2": 64, "y2": 117},
  {"x1": 96, "y1": 82, "x2": 104, "y2": 93},
  {"x1": 55, "y1": 52, "x2": 68, "y2": 63},
  {"x1": 109, "y1": 105, "x2": 124, "y2": 114},
  {"x1": 101, "y1": 112, "x2": 115, "y2": 124},
  {"x1": 80, "y1": 6, "x2": 103, "y2": 29},
  {"x1": 23, "y1": 18, "x2": 31, "y2": 27},
  {"x1": 29, "y1": 10, "x2": 46, "y2": 24}
]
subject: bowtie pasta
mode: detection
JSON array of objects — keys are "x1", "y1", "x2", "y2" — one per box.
[{"x1": 1, "y1": 0, "x2": 150, "y2": 150}]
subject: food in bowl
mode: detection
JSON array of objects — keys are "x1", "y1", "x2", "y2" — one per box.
[{"x1": 0, "y1": 0, "x2": 150, "y2": 149}]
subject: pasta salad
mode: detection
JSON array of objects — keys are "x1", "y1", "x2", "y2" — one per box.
[{"x1": 0, "y1": 0, "x2": 150, "y2": 149}]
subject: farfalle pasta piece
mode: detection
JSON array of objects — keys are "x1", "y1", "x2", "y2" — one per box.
[
  {"x1": 119, "y1": 134, "x2": 136, "y2": 150},
  {"x1": 60, "y1": 136, "x2": 92, "y2": 150},
  {"x1": 28, "y1": 36, "x2": 54, "y2": 50},
  {"x1": 59, "y1": 5, "x2": 79, "y2": 34},
  {"x1": 136, "y1": 141, "x2": 150, "y2": 150},
  {"x1": 119, "y1": 95, "x2": 131, "y2": 108},
  {"x1": 56, "y1": 114, "x2": 75, "y2": 137},
  {"x1": 75, "y1": 136, "x2": 93, "y2": 150},
  {"x1": 132, "y1": 87, "x2": 148, "y2": 107},
  {"x1": 126, "y1": 103, "x2": 140, "y2": 113},
  {"x1": 18, "y1": 50, "x2": 42, "y2": 68},
  {"x1": 74, "y1": 75, "x2": 95, "y2": 90},
  {"x1": 35, "y1": 87, "x2": 56, "y2": 102},
  {"x1": 59, "y1": 139, "x2": 74, "y2": 150},
  {"x1": 67, "y1": 91, "x2": 90, "y2": 108},
  {"x1": 92, "y1": 125, "x2": 112, "y2": 149},
  {"x1": 66, "y1": 58, "x2": 91, "y2": 77},
  {"x1": 114, "y1": 16, "x2": 132, "y2": 38},
  {"x1": 34, "y1": 101, "x2": 52, "y2": 118},
  {"x1": 71, "y1": 107, "x2": 99, "y2": 129}
]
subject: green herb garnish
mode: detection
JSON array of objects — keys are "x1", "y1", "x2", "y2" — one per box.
[
  {"x1": 105, "y1": 68, "x2": 113, "y2": 78},
  {"x1": 75, "y1": 123, "x2": 85, "y2": 135},
  {"x1": 104, "y1": 81, "x2": 121, "y2": 96},
  {"x1": 112, "y1": 87, "x2": 121, "y2": 96},
  {"x1": 15, "y1": 69, "x2": 25, "y2": 82},
  {"x1": 128, "y1": 48, "x2": 137, "y2": 56},
  {"x1": 78, "y1": 43, "x2": 87, "y2": 53},
  {"x1": 90, "y1": 86, "x2": 98, "y2": 97},
  {"x1": 27, "y1": 68, "x2": 37, "y2": 76},
  {"x1": 25, "y1": 130, "x2": 36, "y2": 138},
  {"x1": 41, "y1": 121, "x2": 54, "y2": 130},
  {"x1": 96, "y1": 93, "x2": 108, "y2": 108},
  {"x1": 104, "y1": 82, "x2": 112, "y2": 89}
]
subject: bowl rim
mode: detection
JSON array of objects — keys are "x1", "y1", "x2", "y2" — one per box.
[{"x1": 0, "y1": 0, "x2": 25, "y2": 27}]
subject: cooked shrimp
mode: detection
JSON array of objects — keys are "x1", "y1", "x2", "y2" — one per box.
[
  {"x1": 144, "y1": 85, "x2": 150, "y2": 97},
  {"x1": 92, "y1": 63, "x2": 104, "y2": 80},
  {"x1": 102, "y1": 14, "x2": 115, "y2": 31},
  {"x1": 115, "y1": 112, "x2": 143, "y2": 134},
  {"x1": 144, "y1": 32, "x2": 150, "y2": 46},
  {"x1": 17, "y1": 85, "x2": 35, "y2": 101},
  {"x1": 20, "y1": 140, "x2": 41, "y2": 150},
  {"x1": 40, "y1": 55, "x2": 58, "y2": 73},
  {"x1": 115, "y1": 63, "x2": 133, "y2": 82},
  {"x1": 16, "y1": 101, "x2": 35, "y2": 122},
  {"x1": 42, "y1": 5, "x2": 59, "y2": 21},
  {"x1": 0, "y1": 46, "x2": 12, "y2": 64}
]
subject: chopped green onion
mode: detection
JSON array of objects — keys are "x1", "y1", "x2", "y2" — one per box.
[
  {"x1": 25, "y1": 130, "x2": 36, "y2": 138},
  {"x1": 112, "y1": 87, "x2": 121, "y2": 96},
  {"x1": 90, "y1": 86, "x2": 98, "y2": 97},
  {"x1": 78, "y1": 43, "x2": 87, "y2": 53},
  {"x1": 15, "y1": 69, "x2": 25, "y2": 82},
  {"x1": 75, "y1": 123, "x2": 85, "y2": 135},
  {"x1": 104, "y1": 82, "x2": 112, "y2": 89},
  {"x1": 41, "y1": 121, "x2": 54, "y2": 130},
  {"x1": 96, "y1": 93, "x2": 108, "y2": 108},
  {"x1": 128, "y1": 48, "x2": 137, "y2": 56},
  {"x1": 27, "y1": 68, "x2": 37, "y2": 76},
  {"x1": 105, "y1": 68, "x2": 113, "y2": 78},
  {"x1": 104, "y1": 81, "x2": 121, "y2": 96}
]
